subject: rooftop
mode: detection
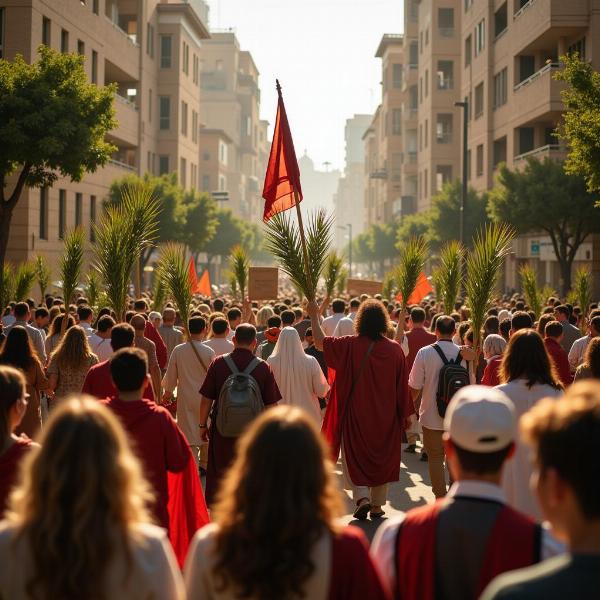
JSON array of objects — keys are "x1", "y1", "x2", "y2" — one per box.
[{"x1": 375, "y1": 33, "x2": 403, "y2": 57}]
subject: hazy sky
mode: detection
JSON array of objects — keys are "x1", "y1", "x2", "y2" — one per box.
[{"x1": 206, "y1": 0, "x2": 404, "y2": 172}]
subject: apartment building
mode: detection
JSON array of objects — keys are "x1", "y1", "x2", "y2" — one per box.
[
  {"x1": 1, "y1": 0, "x2": 210, "y2": 268},
  {"x1": 198, "y1": 31, "x2": 263, "y2": 221}
]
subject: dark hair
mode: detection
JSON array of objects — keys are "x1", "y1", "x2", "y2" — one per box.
[
  {"x1": 331, "y1": 299, "x2": 346, "y2": 314},
  {"x1": 293, "y1": 307, "x2": 303, "y2": 320},
  {"x1": 545, "y1": 321, "x2": 563, "y2": 339},
  {"x1": 13, "y1": 302, "x2": 29, "y2": 319},
  {"x1": 583, "y1": 337, "x2": 600, "y2": 378},
  {"x1": 554, "y1": 305, "x2": 569, "y2": 317},
  {"x1": 77, "y1": 306, "x2": 93, "y2": 322},
  {"x1": 500, "y1": 329, "x2": 561, "y2": 389},
  {"x1": 515, "y1": 300, "x2": 525, "y2": 311},
  {"x1": 96, "y1": 315, "x2": 115, "y2": 334},
  {"x1": 354, "y1": 299, "x2": 390, "y2": 340},
  {"x1": 213, "y1": 299, "x2": 225, "y2": 312},
  {"x1": 350, "y1": 298, "x2": 360, "y2": 309},
  {"x1": 436, "y1": 315, "x2": 456, "y2": 337},
  {"x1": 189, "y1": 316, "x2": 207, "y2": 335},
  {"x1": 280, "y1": 310, "x2": 295, "y2": 326},
  {"x1": 410, "y1": 307, "x2": 426, "y2": 324},
  {"x1": 487, "y1": 308, "x2": 499, "y2": 317},
  {"x1": 590, "y1": 316, "x2": 600, "y2": 335},
  {"x1": 430, "y1": 313, "x2": 441, "y2": 333},
  {"x1": 110, "y1": 348, "x2": 148, "y2": 392},
  {"x1": 35, "y1": 307, "x2": 49, "y2": 319},
  {"x1": 0, "y1": 326, "x2": 40, "y2": 371},
  {"x1": 305, "y1": 328, "x2": 313, "y2": 337},
  {"x1": 228, "y1": 308, "x2": 242, "y2": 323},
  {"x1": 499, "y1": 318, "x2": 511, "y2": 340},
  {"x1": 234, "y1": 324, "x2": 257, "y2": 346},
  {"x1": 537, "y1": 313, "x2": 554, "y2": 337},
  {"x1": 133, "y1": 299, "x2": 147, "y2": 312},
  {"x1": 45, "y1": 296, "x2": 54, "y2": 309},
  {"x1": 511, "y1": 311, "x2": 533, "y2": 332},
  {"x1": 0, "y1": 366, "x2": 25, "y2": 449},
  {"x1": 211, "y1": 318, "x2": 228, "y2": 336},
  {"x1": 452, "y1": 441, "x2": 513, "y2": 475},
  {"x1": 110, "y1": 323, "x2": 135, "y2": 352},
  {"x1": 484, "y1": 315, "x2": 499, "y2": 335},
  {"x1": 267, "y1": 316, "x2": 281, "y2": 328}
]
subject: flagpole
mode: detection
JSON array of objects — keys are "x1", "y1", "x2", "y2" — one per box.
[{"x1": 293, "y1": 188, "x2": 314, "y2": 300}]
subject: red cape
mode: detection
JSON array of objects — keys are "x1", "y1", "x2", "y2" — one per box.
[{"x1": 0, "y1": 437, "x2": 34, "y2": 517}]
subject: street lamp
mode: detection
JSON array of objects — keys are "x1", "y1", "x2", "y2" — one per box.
[
  {"x1": 454, "y1": 100, "x2": 469, "y2": 246},
  {"x1": 338, "y1": 223, "x2": 353, "y2": 278}
]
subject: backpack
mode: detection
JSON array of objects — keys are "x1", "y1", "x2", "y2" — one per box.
[
  {"x1": 215, "y1": 354, "x2": 264, "y2": 438},
  {"x1": 432, "y1": 343, "x2": 469, "y2": 418}
]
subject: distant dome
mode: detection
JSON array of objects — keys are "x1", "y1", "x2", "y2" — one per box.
[{"x1": 298, "y1": 150, "x2": 314, "y2": 172}]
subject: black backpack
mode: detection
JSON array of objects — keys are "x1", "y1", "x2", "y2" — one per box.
[{"x1": 432, "y1": 343, "x2": 470, "y2": 418}]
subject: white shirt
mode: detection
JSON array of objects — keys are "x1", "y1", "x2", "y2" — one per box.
[
  {"x1": 89, "y1": 334, "x2": 113, "y2": 362},
  {"x1": 1, "y1": 315, "x2": 15, "y2": 327},
  {"x1": 203, "y1": 337, "x2": 234, "y2": 357},
  {"x1": 370, "y1": 480, "x2": 565, "y2": 596},
  {"x1": 408, "y1": 339, "x2": 464, "y2": 430},
  {"x1": 80, "y1": 321, "x2": 94, "y2": 336},
  {"x1": 322, "y1": 313, "x2": 345, "y2": 336},
  {"x1": 568, "y1": 335, "x2": 591, "y2": 371}
]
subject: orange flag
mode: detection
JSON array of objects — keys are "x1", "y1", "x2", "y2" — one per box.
[
  {"x1": 188, "y1": 257, "x2": 199, "y2": 289},
  {"x1": 396, "y1": 272, "x2": 434, "y2": 305},
  {"x1": 196, "y1": 270, "x2": 211, "y2": 296}
]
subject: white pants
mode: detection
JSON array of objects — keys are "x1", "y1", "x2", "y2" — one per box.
[{"x1": 341, "y1": 441, "x2": 388, "y2": 506}]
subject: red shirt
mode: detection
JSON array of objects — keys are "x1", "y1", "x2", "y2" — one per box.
[
  {"x1": 544, "y1": 337, "x2": 573, "y2": 386},
  {"x1": 406, "y1": 326, "x2": 436, "y2": 373},
  {"x1": 0, "y1": 437, "x2": 33, "y2": 517},
  {"x1": 481, "y1": 356, "x2": 503, "y2": 387},
  {"x1": 145, "y1": 320, "x2": 167, "y2": 370},
  {"x1": 81, "y1": 359, "x2": 155, "y2": 401}
]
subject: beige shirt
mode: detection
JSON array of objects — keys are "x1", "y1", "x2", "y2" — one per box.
[
  {"x1": 159, "y1": 325, "x2": 185, "y2": 360},
  {"x1": 135, "y1": 334, "x2": 160, "y2": 372},
  {"x1": 0, "y1": 521, "x2": 184, "y2": 600},
  {"x1": 184, "y1": 523, "x2": 330, "y2": 600}
]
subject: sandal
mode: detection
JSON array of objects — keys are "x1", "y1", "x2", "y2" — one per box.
[
  {"x1": 353, "y1": 500, "x2": 371, "y2": 520},
  {"x1": 370, "y1": 509, "x2": 385, "y2": 519}
]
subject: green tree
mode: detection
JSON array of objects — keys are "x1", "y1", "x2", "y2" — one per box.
[
  {"x1": 368, "y1": 222, "x2": 398, "y2": 276},
  {"x1": 555, "y1": 53, "x2": 600, "y2": 194},
  {"x1": 397, "y1": 211, "x2": 431, "y2": 246},
  {"x1": 352, "y1": 231, "x2": 376, "y2": 272},
  {"x1": 181, "y1": 189, "x2": 218, "y2": 261},
  {"x1": 204, "y1": 209, "x2": 245, "y2": 264},
  {"x1": 488, "y1": 158, "x2": 600, "y2": 294},
  {"x1": 0, "y1": 46, "x2": 116, "y2": 272}
]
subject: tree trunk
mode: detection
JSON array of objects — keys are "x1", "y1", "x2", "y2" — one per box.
[
  {"x1": 559, "y1": 257, "x2": 573, "y2": 297},
  {"x1": 0, "y1": 203, "x2": 12, "y2": 277}
]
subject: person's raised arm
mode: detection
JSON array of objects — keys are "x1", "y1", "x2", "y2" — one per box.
[
  {"x1": 242, "y1": 298, "x2": 256, "y2": 325},
  {"x1": 307, "y1": 300, "x2": 325, "y2": 351},
  {"x1": 394, "y1": 308, "x2": 406, "y2": 344}
]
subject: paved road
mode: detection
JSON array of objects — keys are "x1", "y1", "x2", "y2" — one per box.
[{"x1": 338, "y1": 443, "x2": 437, "y2": 543}]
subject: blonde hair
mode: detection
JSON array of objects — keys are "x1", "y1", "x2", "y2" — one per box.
[
  {"x1": 7, "y1": 396, "x2": 153, "y2": 600},
  {"x1": 50, "y1": 325, "x2": 96, "y2": 370}
]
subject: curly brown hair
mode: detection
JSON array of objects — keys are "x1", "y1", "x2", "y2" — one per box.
[
  {"x1": 211, "y1": 406, "x2": 344, "y2": 600},
  {"x1": 354, "y1": 298, "x2": 391, "y2": 340}
]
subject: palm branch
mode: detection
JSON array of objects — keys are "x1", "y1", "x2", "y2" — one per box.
[
  {"x1": 229, "y1": 245, "x2": 249, "y2": 299},
  {"x1": 395, "y1": 236, "x2": 428, "y2": 309},
  {"x1": 324, "y1": 251, "x2": 344, "y2": 297},
  {"x1": 519, "y1": 264, "x2": 543, "y2": 319},
  {"x1": 264, "y1": 209, "x2": 333, "y2": 301},
  {"x1": 336, "y1": 267, "x2": 348, "y2": 297},
  {"x1": 541, "y1": 285, "x2": 557, "y2": 305},
  {"x1": 14, "y1": 261, "x2": 37, "y2": 301},
  {"x1": 431, "y1": 267, "x2": 443, "y2": 306},
  {"x1": 0, "y1": 264, "x2": 14, "y2": 312},
  {"x1": 152, "y1": 268, "x2": 168, "y2": 313},
  {"x1": 573, "y1": 266, "x2": 593, "y2": 330},
  {"x1": 227, "y1": 271, "x2": 239, "y2": 300},
  {"x1": 436, "y1": 241, "x2": 464, "y2": 314},
  {"x1": 59, "y1": 228, "x2": 85, "y2": 334},
  {"x1": 382, "y1": 270, "x2": 396, "y2": 301},
  {"x1": 85, "y1": 270, "x2": 101, "y2": 310},
  {"x1": 35, "y1": 255, "x2": 51, "y2": 303},
  {"x1": 93, "y1": 183, "x2": 160, "y2": 320},
  {"x1": 158, "y1": 244, "x2": 193, "y2": 329},
  {"x1": 465, "y1": 223, "x2": 515, "y2": 351}
]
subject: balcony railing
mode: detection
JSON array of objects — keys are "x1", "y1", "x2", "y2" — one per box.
[
  {"x1": 104, "y1": 16, "x2": 139, "y2": 46},
  {"x1": 370, "y1": 169, "x2": 388, "y2": 180},
  {"x1": 514, "y1": 62, "x2": 560, "y2": 92},
  {"x1": 115, "y1": 93, "x2": 138, "y2": 110},
  {"x1": 407, "y1": 151, "x2": 417, "y2": 163},
  {"x1": 439, "y1": 27, "x2": 454, "y2": 37},
  {"x1": 514, "y1": 0, "x2": 536, "y2": 19},
  {"x1": 409, "y1": 63, "x2": 418, "y2": 70},
  {"x1": 514, "y1": 144, "x2": 566, "y2": 162},
  {"x1": 437, "y1": 77, "x2": 453, "y2": 90},
  {"x1": 436, "y1": 133, "x2": 453, "y2": 144},
  {"x1": 108, "y1": 158, "x2": 136, "y2": 171}
]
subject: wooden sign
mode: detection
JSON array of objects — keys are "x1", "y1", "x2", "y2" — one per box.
[
  {"x1": 249, "y1": 267, "x2": 279, "y2": 300},
  {"x1": 346, "y1": 278, "x2": 383, "y2": 296}
]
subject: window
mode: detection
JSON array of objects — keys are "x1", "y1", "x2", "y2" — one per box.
[
  {"x1": 0, "y1": 9, "x2": 5, "y2": 59},
  {"x1": 75, "y1": 192, "x2": 83, "y2": 226},
  {"x1": 59, "y1": 29, "x2": 69, "y2": 53},
  {"x1": 158, "y1": 155, "x2": 170, "y2": 175},
  {"x1": 474, "y1": 82, "x2": 484, "y2": 118},
  {"x1": 42, "y1": 17, "x2": 51, "y2": 46},
  {"x1": 219, "y1": 175, "x2": 226, "y2": 191},
  {"x1": 409, "y1": 0, "x2": 418, "y2": 21},
  {"x1": 494, "y1": 3, "x2": 507, "y2": 38},
  {"x1": 92, "y1": 0, "x2": 99, "y2": 14},
  {"x1": 568, "y1": 37, "x2": 586, "y2": 61},
  {"x1": 90, "y1": 195, "x2": 96, "y2": 242},
  {"x1": 59, "y1": 190, "x2": 67, "y2": 239},
  {"x1": 202, "y1": 175, "x2": 210, "y2": 191},
  {"x1": 425, "y1": 119, "x2": 428, "y2": 148},
  {"x1": 419, "y1": 124, "x2": 423, "y2": 151},
  {"x1": 159, "y1": 96, "x2": 170, "y2": 130},
  {"x1": 467, "y1": 92, "x2": 472, "y2": 120},
  {"x1": 425, "y1": 69, "x2": 429, "y2": 97},
  {"x1": 438, "y1": 8, "x2": 454, "y2": 36},
  {"x1": 409, "y1": 85, "x2": 418, "y2": 109},
  {"x1": 419, "y1": 31, "x2": 423, "y2": 54},
  {"x1": 180, "y1": 157, "x2": 187, "y2": 187},
  {"x1": 436, "y1": 165, "x2": 453, "y2": 192},
  {"x1": 219, "y1": 141, "x2": 228, "y2": 165},
  {"x1": 193, "y1": 54, "x2": 199, "y2": 84},
  {"x1": 419, "y1": 77, "x2": 422, "y2": 103},
  {"x1": 493, "y1": 137, "x2": 507, "y2": 168},
  {"x1": 518, "y1": 55, "x2": 536, "y2": 83},
  {"x1": 425, "y1": 28, "x2": 429, "y2": 46},
  {"x1": 465, "y1": 35, "x2": 472, "y2": 68},
  {"x1": 424, "y1": 169, "x2": 428, "y2": 197},
  {"x1": 182, "y1": 42, "x2": 189, "y2": 75},
  {"x1": 181, "y1": 101, "x2": 188, "y2": 136},
  {"x1": 159, "y1": 35, "x2": 172, "y2": 68},
  {"x1": 392, "y1": 109, "x2": 402, "y2": 135},
  {"x1": 192, "y1": 110, "x2": 198, "y2": 143},
  {"x1": 476, "y1": 144, "x2": 484, "y2": 177},
  {"x1": 148, "y1": 89, "x2": 152, "y2": 122},
  {"x1": 393, "y1": 64, "x2": 403, "y2": 89},
  {"x1": 519, "y1": 127, "x2": 534, "y2": 154},
  {"x1": 191, "y1": 163, "x2": 197, "y2": 188},
  {"x1": 203, "y1": 152, "x2": 210, "y2": 161},
  {"x1": 146, "y1": 24, "x2": 154, "y2": 57},
  {"x1": 77, "y1": 39, "x2": 85, "y2": 55},
  {"x1": 216, "y1": 59, "x2": 223, "y2": 71},
  {"x1": 493, "y1": 68, "x2": 507, "y2": 108},
  {"x1": 409, "y1": 42, "x2": 418, "y2": 67},
  {"x1": 91, "y1": 50, "x2": 98, "y2": 84},
  {"x1": 437, "y1": 60, "x2": 453, "y2": 90},
  {"x1": 436, "y1": 114, "x2": 453, "y2": 144},
  {"x1": 475, "y1": 19, "x2": 485, "y2": 55},
  {"x1": 39, "y1": 188, "x2": 48, "y2": 240},
  {"x1": 464, "y1": 0, "x2": 473, "y2": 9}
]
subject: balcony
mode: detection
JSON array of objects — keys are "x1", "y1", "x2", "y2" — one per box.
[
  {"x1": 110, "y1": 94, "x2": 139, "y2": 147},
  {"x1": 370, "y1": 169, "x2": 388, "y2": 180},
  {"x1": 201, "y1": 71, "x2": 227, "y2": 91},
  {"x1": 512, "y1": 63, "x2": 565, "y2": 124},
  {"x1": 437, "y1": 77, "x2": 453, "y2": 91},
  {"x1": 438, "y1": 27, "x2": 454, "y2": 38},
  {"x1": 514, "y1": 144, "x2": 568, "y2": 165},
  {"x1": 101, "y1": 17, "x2": 139, "y2": 78}
]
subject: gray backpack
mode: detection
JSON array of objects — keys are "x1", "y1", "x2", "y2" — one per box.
[{"x1": 215, "y1": 355, "x2": 264, "y2": 438}]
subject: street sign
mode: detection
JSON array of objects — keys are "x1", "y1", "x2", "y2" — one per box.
[
  {"x1": 211, "y1": 191, "x2": 229, "y2": 201},
  {"x1": 530, "y1": 240, "x2": 540, "y2": 257}
]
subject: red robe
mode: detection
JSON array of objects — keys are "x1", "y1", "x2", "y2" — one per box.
[
  {"x1": 145, "y1": 320, "x2": 168, "y2": 370},
  {"x1": 481, "y1": 356, "x2": 503, "y2": 387},
  {"x1": 322, "y1": 335, "x2": 410, "y2": 486},
  {"x1": 82, "y1": 360, "x2": 154, "y2": 401},
  {"x1": 101, "y1": 396, "x2": 209, "y2": 567},
  {"x1": 545, "y1": 337, "x2": 573, "y2": 386},
  {"x1": 0, "y1": 437, "x2": 34, "y2": 517}
]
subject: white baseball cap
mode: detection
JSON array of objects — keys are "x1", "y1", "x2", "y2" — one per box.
[{"x1": 444, "y1": 385, "x2": 516, "y2": 453}]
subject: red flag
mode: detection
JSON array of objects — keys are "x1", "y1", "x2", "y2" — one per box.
[
  {"x1": 262, "y1": 80, "x2": 303, "y2": 222},
  {"x1": 188, "y1": 257, "x2": 199, "y2": 290},
  {"x1": 196, "y1": 270, "x2": 211, "y2": 296},
  {"x1": 395, "y1": 272, "x2": 434, "y2": 305}
]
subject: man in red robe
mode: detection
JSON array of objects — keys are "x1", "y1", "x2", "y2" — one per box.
[
  {"x1": 308, "y1": 298, "x2": 411, "y2": 520},
  {"x1": 544, "y1": 321, "x2": 573, "y2": 386},
  {"x1": 81, "y1": 323, "x2": 154, "y2": 401}
]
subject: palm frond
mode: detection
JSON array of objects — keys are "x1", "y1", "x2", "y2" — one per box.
[
  {"x1": 519, "y1": 264, "x2": 543, "y2": 318},
  {"x1": 35, "y1": 255, "x2": 51, "y2": 302},
  {"x1": 14, "y1": 262, "x2": 37, "y2": 301},
  {"x1": 395, "y1": 236, "x2": 428, "y2": 308},
  {"x1": 60, "y1": 228, "x2": 85, "y2": 306},
  {"x1": 229, "y1": 245, "x2": 249, "y2": 299},
  {"x1": 0, "y1": 264, "x2": 15, "y2": 311},
  {"x1": 382, "y1": 270, "x2": 396, "y2": 301},
  {"x1": 541, "y1": 285, "x2": 557, "y2": 305},
  {"x1": 573, "y1": 266, "x2": 593, "y2": 329},
  {"x1": 157, "y1": 243, "x2": 192, "y2": 335},
  {"x1": 431, "y1": 267, "x2": 443, "y2": 304},
  {"x1": 264, "y1": 209, "x2": 332, "y2": 301},
  {"x1": 85, "y1": 270, "x2": 101, "y2": 310},
  {"x1": 465, "y1": 223, "x2": 515, "y2": 350},
  {"x1": 152, "y1": 268, "x2": 168, "y2": 313},
  {"x1": 93, "y1": 183, "x2": 161, "y2": 320},
  {"x1": 436, "y1": 241, "x2": 464, "y2": 313},
  {"x1": 227, "y1": 270, "x2": 239, "y2": 299},
  {"x1": 324, "y1": 251, "x2": 344, "y2": 297},
  {"x1": 336, "y1": 267, "x2": 348, "y2": 297}
]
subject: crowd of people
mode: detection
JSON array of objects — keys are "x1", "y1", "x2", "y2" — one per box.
[{"x1": 0, "y1": 288, "x2": 599, "y2": 599}]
